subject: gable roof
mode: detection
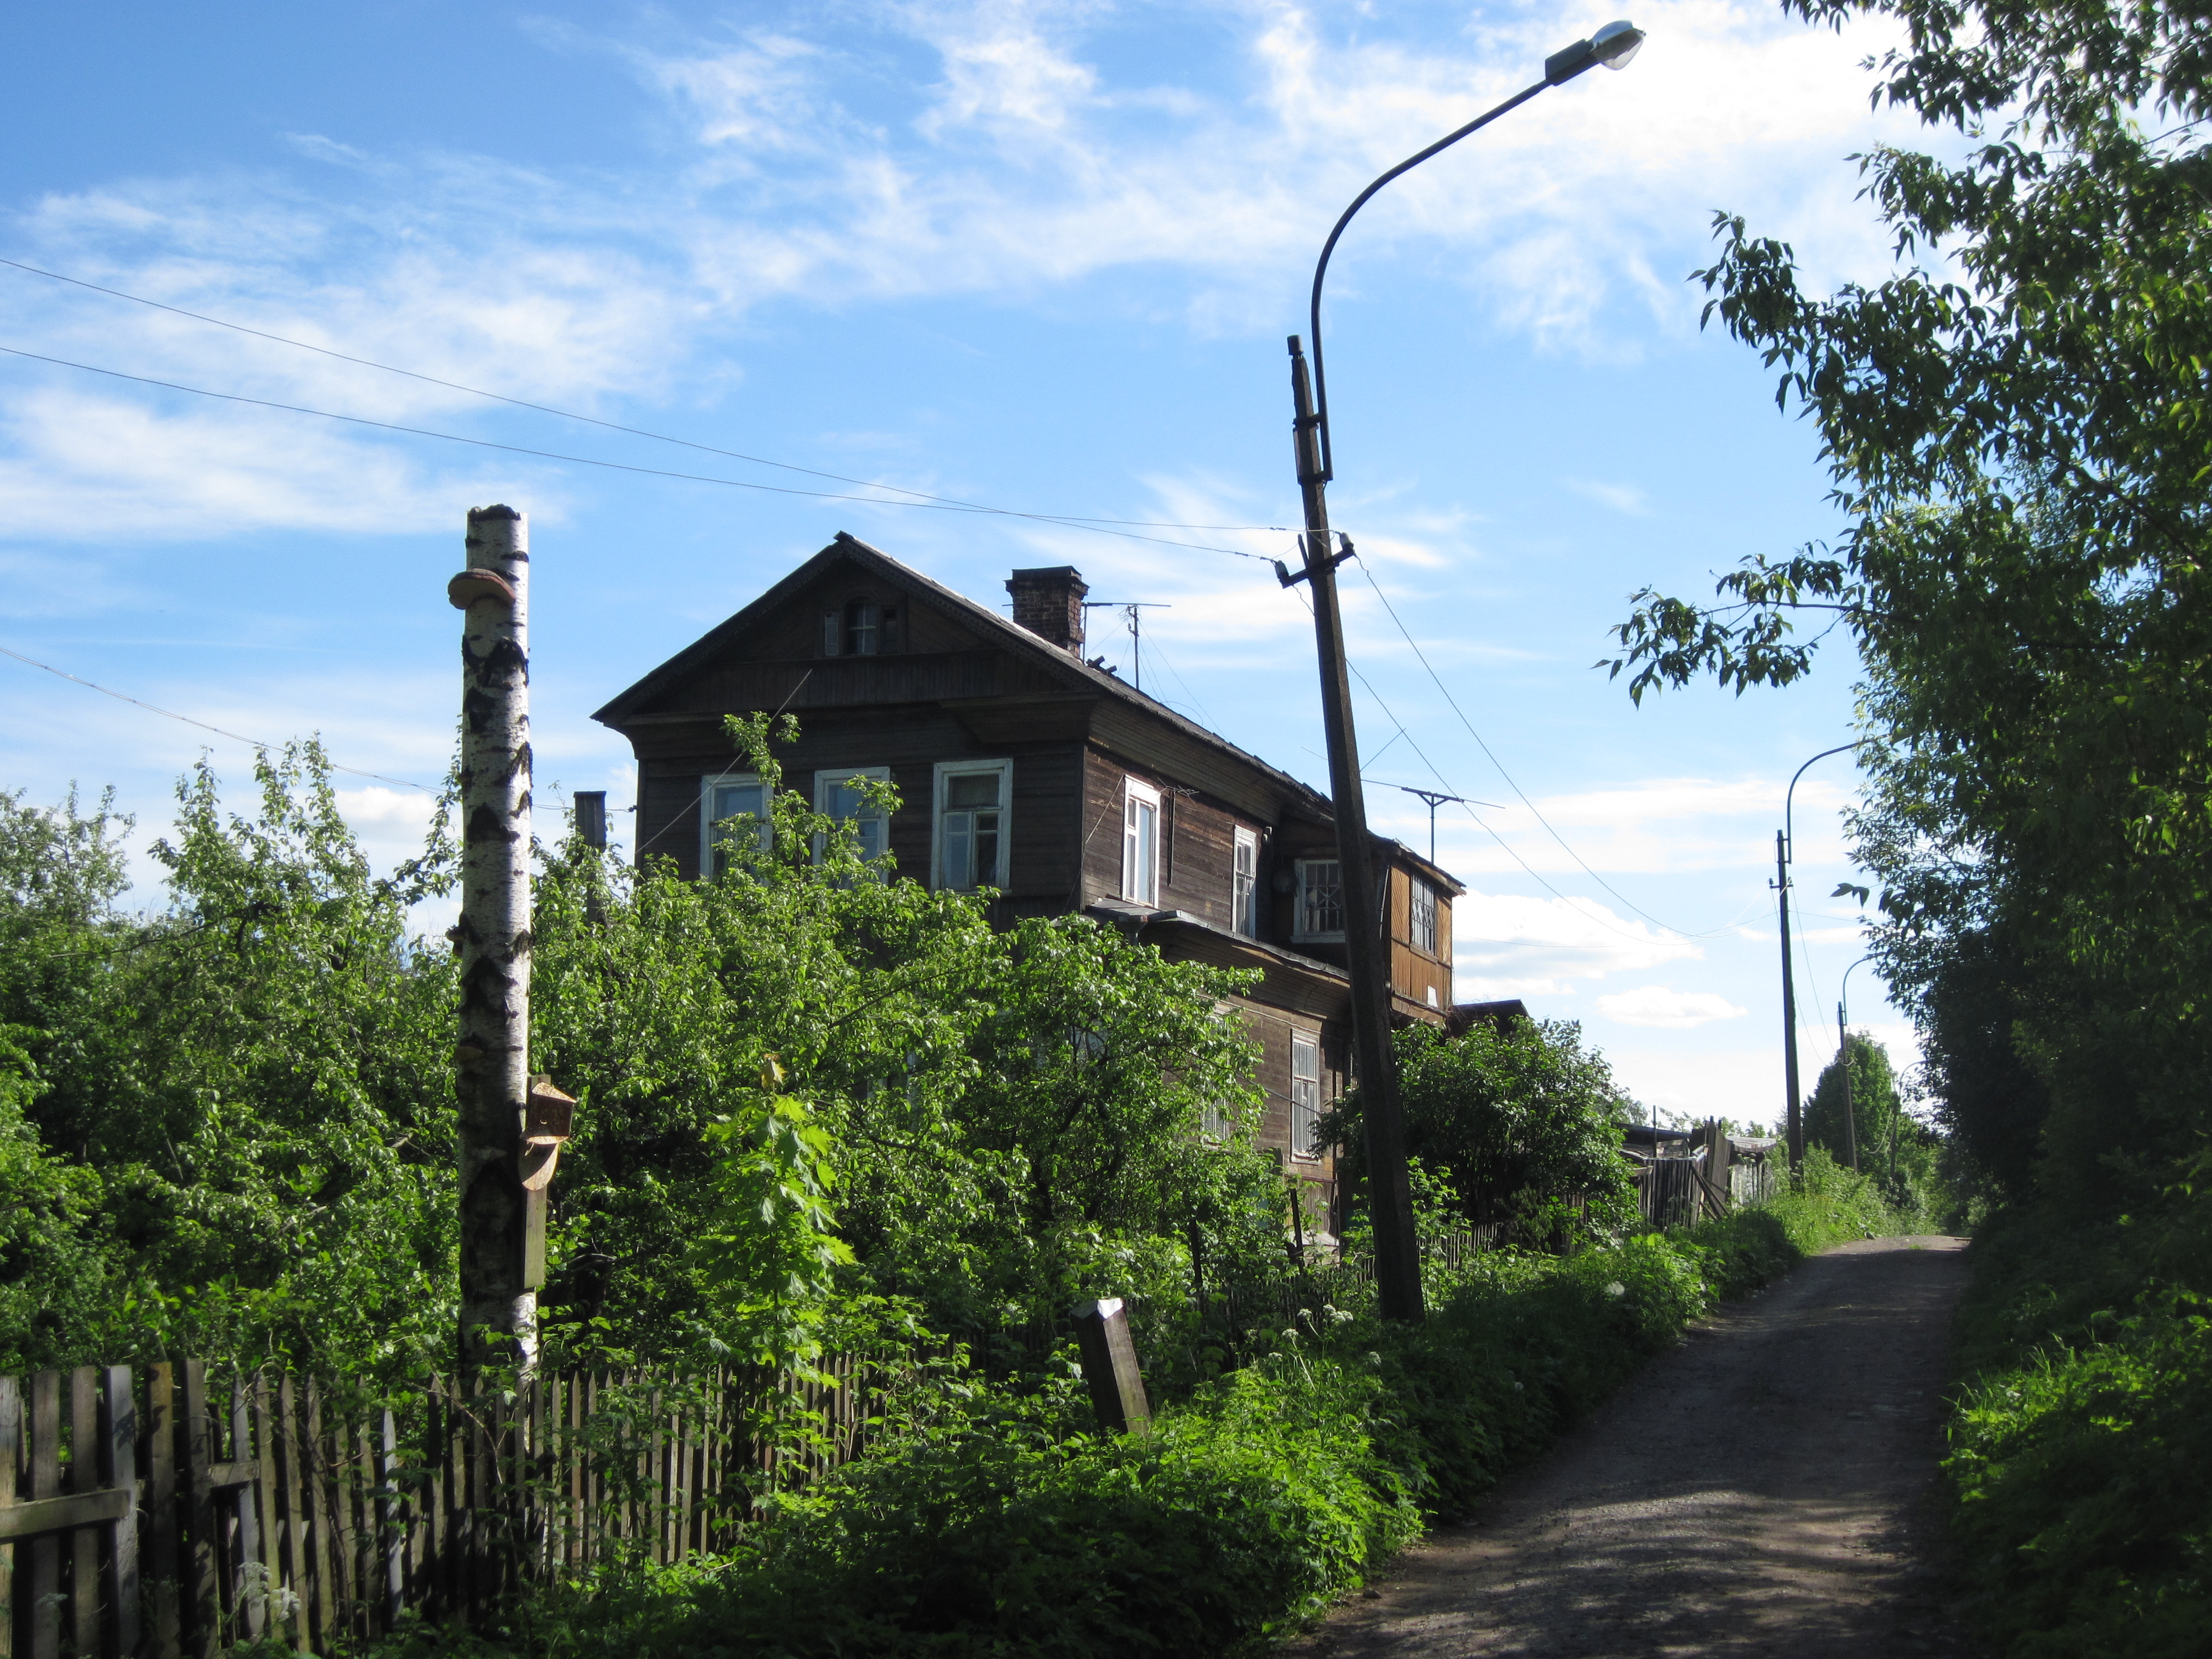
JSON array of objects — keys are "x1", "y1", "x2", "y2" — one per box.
[{"x1": 593, "y1": 531, "x2": 1339, "y2": 808}]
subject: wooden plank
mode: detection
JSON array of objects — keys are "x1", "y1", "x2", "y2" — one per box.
[
  {"x1": 0, "y1": 1376, "x2": 15, "y2": 1659},
  {"x1": 67, "y1": 1368, "x2": 98, "y2": 1659},
  {"x1": 179, "y1": 1363, "x2": 217, "y2": 1659},
  {"x1": 304, "y1": 1382, "x2": 336, "y2": 1648},
  {"x1": 27, "y1": 1371, "x2": 60, "y2": 1659},
  {"x1": 648, "y1": 1384, "x2": 666, "y2": 1566},
  {"x1": 100, "y1": 1366, "x2": 141, "y2": 1659},
  {"x1": 0, "y1": 1486, "x2": 132, "y2": 1541},
  {"x1": 423, "y1": 1386, "x2": 447, "y2": 1623},
  {"x1": 239, "y1": 1376, "x2": 268, "y2": 1644},
  {"x1": 145, "y1": 1364, "x2": 181, "y2": 1659},
  {"x1": 343, "y1": 1416, "x2": 369, "y2": 1645},
  {"x1": 371, "y1": 1410, "x2": 399, "y2": 1634}
]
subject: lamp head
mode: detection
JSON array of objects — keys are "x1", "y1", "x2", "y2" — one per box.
[
  {"x1": 1545, "y1": 19, "x2": 1645, "y2": 85},
  {"x1": 1593, "y1": 19, "x2": 1645, "y2": 69}
]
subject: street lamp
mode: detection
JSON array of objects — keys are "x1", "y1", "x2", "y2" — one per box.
[
  {"x1": 1282, "y1": 20, "x2": 1646, "y2": 1323},
  {"x1": 1774, "y1": 742, "x2": 1856, "y2": 1173},
  {"x1": 1837, "y1": 956, "x2": 1872, "y2": 1172}
]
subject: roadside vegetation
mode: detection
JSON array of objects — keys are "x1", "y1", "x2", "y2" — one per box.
[
  {"x1": 0, "y1": 713, "x2": 1911, "y2": 1657},
  {"x1": 1606, "y1": 3, "x2": 2212, "y2": 1651}
]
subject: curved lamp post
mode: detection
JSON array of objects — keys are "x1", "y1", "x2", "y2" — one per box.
[
  {"x1": 1775, "y1": 742, "x2": 1856, "y2": 1172},
  {"x1": 1282, "y1": 20, "x2": 1645, "y2": 1323},
  {"x1": 1836, "y1": 955, "x2": 1874, "y2": 1171}
]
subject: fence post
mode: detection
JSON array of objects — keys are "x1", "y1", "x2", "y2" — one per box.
[
  {"x1": 1070, "y1": 1300, "x2": 1150, "y2": 1435},
  {"x1": 101, "y1": 1365, "x2": 142, "y2": 1659},
  {"x1": 145, "y1": 1363, "x2": 181, "y2": 1659},
  {"x1": 0, "y1": 1375, "x2": 16, "y2": 1659}
]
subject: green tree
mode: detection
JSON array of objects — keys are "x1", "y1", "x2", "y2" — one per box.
[
  {"x1": 1602, "y1": 0, "x2": 2212, "y2": 1203},
  {"x1": 1806, "y1": 1032, "x2": 1900, "y2": 1170},
  {"x1": 1322, "y1": 1018, "x2": 1636, "y2": 1248}
]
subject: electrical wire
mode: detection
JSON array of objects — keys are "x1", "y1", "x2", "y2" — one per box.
[
  {"x1": 1279, "y1": 580, "x2": 1707, "y2": 951},
  {"x1": 2, "y1": 641, "x2": 436, "y2": 794},
  {"x1": 0, "y1": 255, "x2": 1291, "y2": 542},
  {"x1": 1355, "y1": 556, "x2": 1748, "y2": 940},
  {"x1": 0, "y1": 342, "x2": 1282, "y2": 562}
]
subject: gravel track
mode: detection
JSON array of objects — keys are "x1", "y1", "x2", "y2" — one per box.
[{"x1": 1289, "y1": 1236, "x2": 1976, "y2": 1658}]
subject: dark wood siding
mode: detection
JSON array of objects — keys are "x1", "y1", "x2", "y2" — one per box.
[{"x1": 1228, "y1": 999, "x2": 1345, "y2": 1185}]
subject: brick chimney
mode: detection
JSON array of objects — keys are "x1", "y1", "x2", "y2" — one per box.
[{"x1": 1006, "y1": 566, "x2": 1089, "y2": 651}]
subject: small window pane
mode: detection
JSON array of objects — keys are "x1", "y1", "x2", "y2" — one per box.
[{"x1": 947, "y1": 771, "x2": 1001, "y2": 809}]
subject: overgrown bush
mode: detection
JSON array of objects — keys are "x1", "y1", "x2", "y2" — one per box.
[
  {"x1": 355, "y1": 1224, "x2": 1801, "y2": 1659},
  {"x1": 1942, "y1": 1194, "x2": 2212, "y2": 1658}
]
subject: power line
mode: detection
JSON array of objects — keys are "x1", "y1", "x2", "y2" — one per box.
[
  {"x1": 1355, "y1": 557, "x2": 1738, "y2": 940},
  {"x1": 1, "y1": 642, "x2": 436, "y2": 794},
  {"x1": 0, "y1": 255, "x2": 1291, "y2": 544},
  {"x1": 0, "y1": 342, "x2": 1281, "y2": 562},
  {"x1": 1281, "y1": 582, "x2": 1706, "y2": 949}
]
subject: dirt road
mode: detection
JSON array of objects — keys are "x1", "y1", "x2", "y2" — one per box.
[{"x1": 1291, "y1": 1236, "x2": 1975, "y2": 1658}]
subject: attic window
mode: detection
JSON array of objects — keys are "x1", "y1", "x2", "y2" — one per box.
[
  {"x1": 845, "y1": 599, "x2": 878, "y2": 656},
  {"x1": 824, "y1": 597, "x2": 901, "y2": 658}
]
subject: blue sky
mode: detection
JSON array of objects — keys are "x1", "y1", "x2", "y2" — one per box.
[{"x1": 0, "y1": 1, "x2": 1933, "y2": 1126}]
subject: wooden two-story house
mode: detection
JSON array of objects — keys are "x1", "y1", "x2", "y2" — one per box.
[{"x1": 592, "y1": 533, "x2": 1464, "y2": 1237}]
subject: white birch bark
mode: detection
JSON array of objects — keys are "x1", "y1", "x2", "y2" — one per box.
[{"x1": 452, "y1": 504, "x2": 535, "y2": 1372}]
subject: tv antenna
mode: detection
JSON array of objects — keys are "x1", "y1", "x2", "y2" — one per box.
[
  {"x1": 1082, "y1": 600, "x2": 1171, "y2": 691},
  {"x1": 1379, "y1": 784, "x2": 1497, "y2": 863}
]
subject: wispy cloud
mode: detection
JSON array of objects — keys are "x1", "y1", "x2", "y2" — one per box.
[
  {"x1": 1597, "y1": 984, "x2": 1748, "y2": 1029},
  {"x1": 0, "y1": 0, "x2": 1923, "y2": 550}
]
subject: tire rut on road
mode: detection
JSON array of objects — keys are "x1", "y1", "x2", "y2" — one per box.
[{"x1": 1290, "y1": 1236, "x2": 1975, "y2": 1658}]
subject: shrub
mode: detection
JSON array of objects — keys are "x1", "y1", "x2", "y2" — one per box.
[{"x1": 1944, "y1": 1196, "x2": 2212, "y2": 1658}]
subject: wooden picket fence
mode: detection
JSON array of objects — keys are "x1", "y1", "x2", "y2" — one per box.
[{"x1": 1, "y1": 1355, "x2": 875, "y2": 1658}]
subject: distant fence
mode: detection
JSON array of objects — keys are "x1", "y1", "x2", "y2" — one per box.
[{"x1": 1, "y1": 1355, "x2": 879, "y2": 1658}]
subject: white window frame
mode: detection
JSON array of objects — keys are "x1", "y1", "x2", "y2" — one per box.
[
  {"x1": 700, "y1": 771, "x2": 771, "y2": 879},
  {"x1": 1121, "y1": 777, "x2": 1162, "y2": 906},
  {"x1": 932, "y1": 759, "x2": 1012, "y2": 892},
  {"x1": 814, "y1": 766, "x2": 891, "y2": 863},
  {"x1": 1294, "y1": 858, "x2": 1345, "y2": 942},
  {"x1": 1290, "y1": 1030, "x2": 1323, "y2": 1161},
  {"x1": 1233, "y1": 826, "x2": 1259, "y2": 938},
  {"x1": 1410, "y1": 875, "x2": 1438, "y2": 956}
]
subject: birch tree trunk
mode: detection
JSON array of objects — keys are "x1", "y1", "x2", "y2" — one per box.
[{"x1": 450, "y1": 504, "x2": 535, "y2": 1374}]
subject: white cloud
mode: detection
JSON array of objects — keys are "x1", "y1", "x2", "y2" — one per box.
[
  {"x1": 1451, "y1": 888, "x2": 1700, "y2": 999},
  {"x1": 0, "y1": 0, "x2": 1926, "y2": 545},
  {"x1": 1567, "y1": 478, "x2": 1652, "y2": 517},
  {"x1": 1597, "y1": 984, "x2": 1748, "y2": 1029}
]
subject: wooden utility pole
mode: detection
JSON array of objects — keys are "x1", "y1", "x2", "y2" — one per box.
[
  {"x1": 450, "y1": 504, "x2": 536, "y2": 1374},
  {"x1": 1286, "y1": 336, "x2": 1423, "y2": 1323}
]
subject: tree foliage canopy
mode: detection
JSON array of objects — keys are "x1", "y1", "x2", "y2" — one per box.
[
  {"x1": 1603, "y1": 0, "x2": 2212, "y2": 1202},
  {"x1": 1323, "y1": 1017, "x2": 1636, "y2": 1248},
  {"x1": 0, "y1": 720, "x2": 1285, "y2": 1380}
]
